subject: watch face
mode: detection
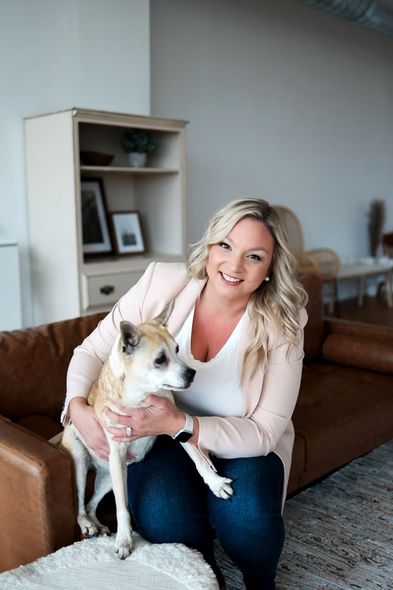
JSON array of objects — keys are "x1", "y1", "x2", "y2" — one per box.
[{"x1": 175, "y1": 430, "x2": 193, "y2": 443}]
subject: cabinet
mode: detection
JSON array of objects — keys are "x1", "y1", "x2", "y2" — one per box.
[
  {"x1": 0, "y1": 241, "x2": 22, "y2": 330},
  {"x1": 25, "y1": 109, "x2": 188, "y2": 325}
]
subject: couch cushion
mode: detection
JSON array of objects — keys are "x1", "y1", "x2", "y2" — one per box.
[
  {"x1": 16, "y1": 415, "x2": 62, "y2": 441},
  {"x1": 293, "y1": 362, "x2": 393, "y2": 488},
  {"x1": 0, "y1": 312, "x2": 105, "y2": 422}
]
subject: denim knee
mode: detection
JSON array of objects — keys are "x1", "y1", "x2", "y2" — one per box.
[
  {"x1": 126, "y1": 437, "x2": 212, "y2": 546},
  {"x1": 209, "y1": 452, "x2": 285, "y2": 589}
]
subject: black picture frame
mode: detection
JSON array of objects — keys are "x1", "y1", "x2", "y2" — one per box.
[
  {"x1": 109, "y1": 211, "x2": 145, "y2": 255},
  {"x1": 81, "y1": 178, "x2": 112, "y2": 256}
]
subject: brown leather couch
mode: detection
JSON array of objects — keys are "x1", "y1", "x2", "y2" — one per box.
[{"x1": 1, "y1": 274, "x2": 392, "y2": 572}]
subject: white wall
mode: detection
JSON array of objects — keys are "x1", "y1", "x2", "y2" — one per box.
[
  {"x1": 0, "y1": 0, "x2": 150, "y2": 327},
  {"x1": 151, "y1": 0, "x2": 393, "y2": 258},
  {"x1": 2, "y1": 0, "x2": 393, "y2": 328}
]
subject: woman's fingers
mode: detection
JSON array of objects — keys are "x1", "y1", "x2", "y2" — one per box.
[
  {"x1": 103, "y1": 395, "x2": 180, "y2": 438},
  {"x1": 104, "y1": 407, "x2": 131, "y2": 426}
]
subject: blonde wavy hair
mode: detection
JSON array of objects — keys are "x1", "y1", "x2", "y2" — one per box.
[{"x1": 187, "y1": 198, "x2": 308, "y2": 380}]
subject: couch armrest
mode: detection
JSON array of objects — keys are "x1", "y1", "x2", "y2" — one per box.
[
  {"x1": 0, "y1": 416, "x2": 78, "y2": 572},
  {"x1": 325, "y1": 317, "x2": 393, "y2": 342},
  {"x1": 322, "y1": 318, "x2": 393, "y2": 374}
]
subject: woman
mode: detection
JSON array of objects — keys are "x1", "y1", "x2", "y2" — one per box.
[{"x1": 62, "y1": 198, "x2": 308, "y2": 590}]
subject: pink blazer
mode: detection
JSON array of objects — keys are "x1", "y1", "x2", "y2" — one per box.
[{"x1": 63, "y1": 262, "x2": 307, "y2": 505}]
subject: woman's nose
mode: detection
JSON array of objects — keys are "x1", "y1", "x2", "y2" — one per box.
[{"x1": 228, "y1": 254, "x2": 244, "y2": 273}]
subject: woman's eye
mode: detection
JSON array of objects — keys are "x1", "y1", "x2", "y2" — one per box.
[
  {"x1": 248, "y1": 254, "x2": 262, "y2": 262},
  {"x1": 218, "y1": 241, "x2": 230, "y2": 250}
]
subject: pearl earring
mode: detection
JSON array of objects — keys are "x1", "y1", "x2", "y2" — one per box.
[{"x1": 264, "y1": 277, "x2": 270, "y2": 282}]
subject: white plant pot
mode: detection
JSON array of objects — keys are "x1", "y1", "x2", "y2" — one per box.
[{"x1": 128, "y1": 152, "x2": 147, "y2": 168}]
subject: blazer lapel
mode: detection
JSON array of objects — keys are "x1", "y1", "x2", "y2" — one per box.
[
  {"x1": 168, "y1": 276, "x2": 207, "y2": 336},
  {"x1": 238, "y1": 304, "x2": 264, "y2": 417}
]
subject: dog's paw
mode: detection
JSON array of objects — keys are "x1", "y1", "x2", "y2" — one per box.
[
  {"x1": 98, "y1": 524, "x2": 111, "y2": 536},
  {"x1": 78, "y1": 515, "x2": 100, "y2": 538},
  {"x1": 82, "y1": 513, "x2": 111, "y2": 537},
  {"x1": 114, "y1": 531, "x2": 133, "y2": 559},
  {"x1": 206, "y1": 473, "x2": 233, "y2": 499}
]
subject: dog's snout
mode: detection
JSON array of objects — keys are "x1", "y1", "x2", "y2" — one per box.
[{"x1": 185, "y1": 367, "x2": 196, "y2": 383}]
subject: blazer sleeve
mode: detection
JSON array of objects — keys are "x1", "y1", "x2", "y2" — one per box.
[
  {"x1": 61, "y1": 262, "x2": 157, "y2": 424},
  {"x1": 196, "y1": 308, "x2": 308, "y2": 458}
]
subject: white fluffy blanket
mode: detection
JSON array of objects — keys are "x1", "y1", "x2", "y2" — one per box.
[{"x1": 0, "y1": 534, "x2": 218, "y2": 590}]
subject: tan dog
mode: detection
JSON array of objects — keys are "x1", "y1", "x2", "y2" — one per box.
[{"x1": 61, "y1": 302, "x2": 233, "y2": 559}]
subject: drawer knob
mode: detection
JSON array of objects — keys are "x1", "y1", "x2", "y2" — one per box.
[{"x1": 100, "y1": 284, "x2": 115, "y2": 296}]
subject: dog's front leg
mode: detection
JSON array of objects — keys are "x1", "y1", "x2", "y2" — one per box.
[
  {"x1": 61, "y1": 426, "x2": 98, "y2": 537},
  {"x1": 181, "y1": 442, "x2": 233, "y2": 499},
  {"x1": 108, "y1": 442, "x2": 133, "y2": 559},
  {"x1": 85, "y1": 465, "x2": 112, "y2": 536}
]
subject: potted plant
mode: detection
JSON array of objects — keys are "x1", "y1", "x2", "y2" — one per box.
[{"x1": 121, "y1": 129, "x2": 157, "y2": 167}]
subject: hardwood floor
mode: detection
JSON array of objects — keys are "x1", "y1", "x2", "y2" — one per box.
[{"x1": 325, "y1": 292, "x2": 393, "y2": 328}]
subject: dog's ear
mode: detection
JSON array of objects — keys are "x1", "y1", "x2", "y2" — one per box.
[
  {"x1": 120, "y1": 321, "x2": 140, "y2": 355},
  {"x1": 153, "y1": 299, "x2": 175, "y2": 327}
]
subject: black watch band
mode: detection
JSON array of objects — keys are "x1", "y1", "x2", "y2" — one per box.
[{"x1": 172, "y1": 413, "x2": 194, "y2": 443}]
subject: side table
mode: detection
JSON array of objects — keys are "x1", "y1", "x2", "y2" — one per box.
[{"x1": 335, "y1": 259, "x2": 393, "y2": 307}]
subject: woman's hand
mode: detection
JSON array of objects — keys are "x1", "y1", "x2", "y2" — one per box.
[
  {"x1": 69, "y1": 396, "x2": 110, "y2": 460},
  {"x1": 104, "y1": 395, "x2": 186, "y2": 442}
]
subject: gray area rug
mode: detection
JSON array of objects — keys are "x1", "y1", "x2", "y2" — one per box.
[{"x1": 215, "y1": 440, "x2": 393, "y2": 590}]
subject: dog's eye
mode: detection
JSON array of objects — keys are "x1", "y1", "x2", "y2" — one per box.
[
  {"x1": 175, "y1": 344, "x2": 179, "y2": 354},
  {"x1": 154, "y1": 353, "x2": 167, "y2": 367}
]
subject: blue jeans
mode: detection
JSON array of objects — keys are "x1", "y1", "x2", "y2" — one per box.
[{"x1": 127, "y1": 436, "x2": 285, "y2": 590}]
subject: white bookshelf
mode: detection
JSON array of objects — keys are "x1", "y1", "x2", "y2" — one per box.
[{"x1": 25, "y1": 108, "x2": 188, "y2": 325}]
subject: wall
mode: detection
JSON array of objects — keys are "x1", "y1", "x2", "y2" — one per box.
[
  {"x1": 2, "y1": 0, "x2": 392, "y2": 328},
  {"x1": 0, "y1": 0, "x2": 150, "y2": 327},
  {"x1": 151, "y1": 0, "x2": 393, "y2": 259}
]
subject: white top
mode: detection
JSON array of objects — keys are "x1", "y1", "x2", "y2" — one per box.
[{"x1": 174, "y1": 305, "x2": 244, "y2": 417}]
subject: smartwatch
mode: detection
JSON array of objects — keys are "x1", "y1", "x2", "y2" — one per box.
[{"x1": 172, "y1": 413, "x2": 194, "y2": 443}]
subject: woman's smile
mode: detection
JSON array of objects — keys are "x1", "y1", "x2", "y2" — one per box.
[{"x1": 220, "y1": 271, "x2": 242, "y2": 284}]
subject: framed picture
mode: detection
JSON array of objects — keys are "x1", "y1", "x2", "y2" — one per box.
[
  {"x1": 110, "y1": 211, "x2": 145, "y2": 255},
  {"x1": 81, "y1": 179, "x2": 112, "y2": 255}
]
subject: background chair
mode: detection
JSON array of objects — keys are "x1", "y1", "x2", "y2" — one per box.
[
  {"x1": 295, "y1": 251, "x2": 320, "y2": 277},
  {"x1": 306, "y1": 248, "x2": 340, "y2": 314},
  {"x1": 274, "y1": 205, "x2": 305, "y2": 255},
  {"x1": 382, "y1": 232, "x2": 393, "y2": 258},
  {"x1": 275, "y1": 205, "x2": 340, "y2": 313}
]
